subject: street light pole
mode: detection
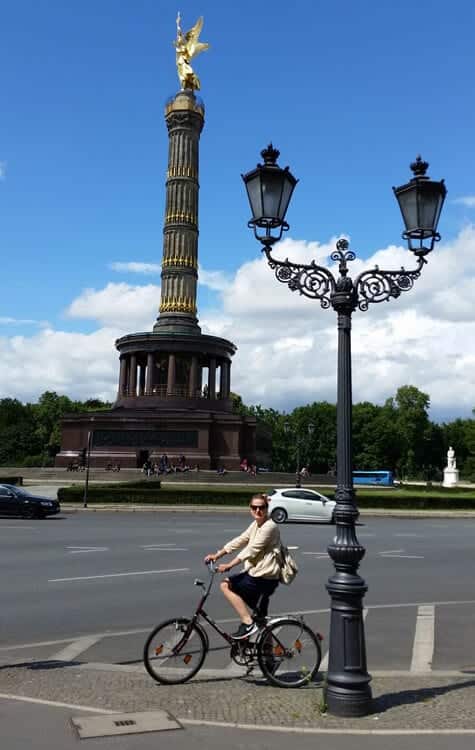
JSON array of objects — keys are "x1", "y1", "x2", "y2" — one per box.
[
  {"x1": 295, "y1": 439, "x2": 301, "y2": 487},
  {"x1": 83, "y1": 431, "x2": 92, "y2": 509},
  {"x1": 242, "y1": 146, "x2": 446, "y2": 717},
  {"x1": 284, "y1": 421, "x2": 313, "y2": 487}
]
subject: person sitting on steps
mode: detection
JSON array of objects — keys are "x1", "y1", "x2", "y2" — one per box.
[{"x1": 204, "y1": 493, "x2": 281, "y2": 640}]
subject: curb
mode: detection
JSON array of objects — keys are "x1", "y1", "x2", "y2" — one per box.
[{"x1": 59, "y1": 504, "x2": 475, "y2": 518}]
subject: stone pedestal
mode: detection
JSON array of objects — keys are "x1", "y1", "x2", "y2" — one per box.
[{"x1": 442, "y1": 467, "x2": 459, "y2": 487}]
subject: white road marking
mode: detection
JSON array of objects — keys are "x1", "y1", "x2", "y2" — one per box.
[
  {"x1": 394, "y1": 533, "x2": 422, "y2": 537},
  {"x1": 410, "y1": 604, "x2": 435, "y2": 673},
  {"x1": 66, "y1": 546, "x2": 109, "y2": 554},
  {"x1": 142, "y1": 547, "x2": 188, "y2": 552},
  {"x1": 0, "y1": 525, "x2": 36, "y2": 530},
  {"x1": 141, "y1": 544, "x2": 177, "y2": 548},
  {"x1": 302, "y1": 552, "x2": 328, "y2": 557},
  {"x1": 48, "y1": 568, "x2": 189, "y2": 582},
  {"x1": 50, "y1": 635, "x2": 102, "y2": 662},
  {"x1": 381, "y1": 554, "x2": 424, "y2": 559},
  {"x1": 0, "y1": 692, "x2": 115, "y2": 714},
  {"x1": 319, "y1": 608, "x2": 368, "y2": 672},
  {"x1": 380, "y1": 548, "x2": 424, "y2": 559}
]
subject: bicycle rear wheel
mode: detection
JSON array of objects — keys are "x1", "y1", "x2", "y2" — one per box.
[
  {"x1": 143, "y1": 617, "x2": 207, "y2": 685},
  {"x1": 257, "y1": 618, "x2": 322, "y2": 688}
]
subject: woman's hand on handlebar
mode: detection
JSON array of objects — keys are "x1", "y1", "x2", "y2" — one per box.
[{"x1": 204, "y1": 553, "x2": 218, "y2": 563}]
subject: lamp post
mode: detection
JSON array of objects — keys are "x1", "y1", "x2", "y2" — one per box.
[
  {"x1": 243, "y1": 145, "x2": 446, "y2": 717},
  {"x1": 83, "y1": 431, "x2": 93, "y2": 509},
  {"x1": 284, "y1": 421, "x2": 314, "y2": 487}
]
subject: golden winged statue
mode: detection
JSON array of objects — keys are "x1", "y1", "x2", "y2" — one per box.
[{"x1": 174, "y1": 13, "x2": 209, "y2": 91}]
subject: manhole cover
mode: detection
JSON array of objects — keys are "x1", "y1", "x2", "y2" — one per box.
[{"x1": 71, "y1": 710, "x2": 182, "y2": 739}]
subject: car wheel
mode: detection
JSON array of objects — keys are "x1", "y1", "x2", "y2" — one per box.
[
  {"x1": 271, "y1": 507, "x2": 288, "y2": 524},
  {"x1": 22, "y1": 506, "x2": 38, "y2": 519},
  {"x1": 330, "y1": 511, "x2": 336, "y2": 524}
]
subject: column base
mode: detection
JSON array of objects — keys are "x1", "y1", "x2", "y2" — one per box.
[{"x1": 153, "y1": 315, "x2": 201, "y2": 335}]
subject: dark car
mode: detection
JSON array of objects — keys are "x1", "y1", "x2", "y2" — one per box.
[{"x1": 0, "y1": 484, "x2": 60, "y2": 519}]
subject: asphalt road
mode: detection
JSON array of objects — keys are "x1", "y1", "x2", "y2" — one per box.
[{"x1": 0, "y1": 511, "x2": 474, "y2": 672}]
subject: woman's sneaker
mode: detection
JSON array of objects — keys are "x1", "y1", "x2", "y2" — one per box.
[{"x1": 231, "y1": 622, "x2": 258, "y2": 640}]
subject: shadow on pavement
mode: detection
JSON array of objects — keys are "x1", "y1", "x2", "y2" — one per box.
[
  {"x1": 373, "y1": 677, "x2": 475, "y2": 714},
  {"x1": 0, "y1": 659, "x2": 81, "y2": 671}
]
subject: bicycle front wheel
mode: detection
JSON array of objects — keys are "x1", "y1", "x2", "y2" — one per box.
[
  {"x1": 143, "y1": 618, "x2": 207, "y2": 685},
  {"x1": 257, "y1": 618, "x2": 322, "y2": 688}
]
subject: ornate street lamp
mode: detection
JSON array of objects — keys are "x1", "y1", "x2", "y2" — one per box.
[{"x1": 242, "y1": 146, "x2": 446, "y2": 717}]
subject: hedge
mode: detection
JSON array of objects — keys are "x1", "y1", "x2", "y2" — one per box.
[{"x1": 57, "y1": 482, "x2": 475, "y2": 510}]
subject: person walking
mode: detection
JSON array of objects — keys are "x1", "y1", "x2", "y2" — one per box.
[{"x1": 204, "y1": 493, "x2": 281, "y2": 639}]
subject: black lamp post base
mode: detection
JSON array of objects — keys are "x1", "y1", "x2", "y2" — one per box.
[
  {"x1": 325, "y1": 568, "x2": 372, "y2": 717},
  {"x1": 325, "y1": 682, "x2": 373, "y2": 718}
]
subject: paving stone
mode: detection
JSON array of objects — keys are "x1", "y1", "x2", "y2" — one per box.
[{"x1": 1, "y1": 662, "x2": 474, "y2": 731}]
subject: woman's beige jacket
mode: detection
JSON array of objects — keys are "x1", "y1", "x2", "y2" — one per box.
[{"x1": 223, "y1": 518, "x2": 281, "y2": 579}]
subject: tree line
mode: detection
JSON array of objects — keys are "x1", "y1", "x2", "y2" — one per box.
[
  {"x1": 0, "y1": 391, "x2": 111, "y2": 467},
  {"x1": 233, "y1": 385, "x2": 475, "y2": 481},
  {"x1": 0, "y1": 385, "x2": 473, "y2": 480}
]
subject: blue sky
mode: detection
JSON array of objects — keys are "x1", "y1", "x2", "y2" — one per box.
[{"x1": 1, "y1": 1, "x2": 475, "y2": 420}]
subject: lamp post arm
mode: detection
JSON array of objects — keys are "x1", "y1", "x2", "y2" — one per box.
[
  {"x1": 262, "y1": 245, "x2": 337, "y2": 309},
  {"x1": 354, "y1": 255, "x2": 427, "y2": 312}
]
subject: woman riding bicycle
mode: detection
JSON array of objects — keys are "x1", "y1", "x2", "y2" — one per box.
[{"x1": 204, "y1": 493, "x2": 281, "y2": 640}]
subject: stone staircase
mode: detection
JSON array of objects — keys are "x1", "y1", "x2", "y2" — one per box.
[{"x1": 0, "y1": 466, "x2": 335, "y2": 487}]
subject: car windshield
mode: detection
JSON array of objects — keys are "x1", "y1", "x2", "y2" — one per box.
[{"x1": 4, "y1": 486, "x2": 32, "y2": 497}]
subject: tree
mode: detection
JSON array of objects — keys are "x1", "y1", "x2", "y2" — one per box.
[
  {"x1": 353, "y1": 401, "x2": 403, "y2": 472},
  {"x1": 386, "y1": 385, "x2": 431, "y2": 478}
]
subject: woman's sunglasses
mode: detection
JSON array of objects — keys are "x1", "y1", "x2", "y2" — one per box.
[{"x1": 250, "y1": 504, "x2": 267, "y2": 512}]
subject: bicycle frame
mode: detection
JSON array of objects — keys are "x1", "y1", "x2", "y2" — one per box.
[{"x1": 187, "y1": 563, "x2": 236, "y2": 646}]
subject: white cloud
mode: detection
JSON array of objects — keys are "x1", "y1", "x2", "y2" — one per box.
[
  {"x1": 453, "y1": 196, "x2": 475, "y2": 208},
  {"x1": 198, "y1": 267, "x2": 232, "y2": 293},
  {"x1": 0, "y1": 327, "x2": 122, "y2": 402},
  {"x1": 66, "y1": 282, "x2": 160, "y2": 330},
  {"x1": 0, "y1": 317, "x2": 48, "y2": 326},
  {"x1": 1, "y1": 227, "x2": 475, "y2": 420},
  {"x1": 110, "y1": 262, "x2": 161, "y2": 274}
]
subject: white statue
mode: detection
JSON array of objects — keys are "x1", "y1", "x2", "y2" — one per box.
[
  {"x1": 443, "y1": 446, "x2": 459, "y2": 488},
  {"x1": 447, "y1": 446, "x2": 456, "y2": 470}
]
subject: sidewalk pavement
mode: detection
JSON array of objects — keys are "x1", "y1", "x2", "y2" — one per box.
[{"x1": 1, "y1": 659, "x2": 475, "y2": 734}]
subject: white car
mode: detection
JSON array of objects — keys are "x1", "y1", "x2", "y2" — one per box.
[{"x1": 267, "y1": 487, "x2": 335, "y2": 524}]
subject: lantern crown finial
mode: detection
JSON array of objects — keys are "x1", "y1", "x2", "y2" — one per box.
[
  {"x1": 261, "y1": 143, "x2": 280, "y2": 165},
  {"x1": 410, "y1": 155, "x2": 429, "y2": 178}
]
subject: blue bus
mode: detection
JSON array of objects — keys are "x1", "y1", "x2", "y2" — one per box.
[{"x1": 352, "y1": 470, "x2": 394, "y2": 486}]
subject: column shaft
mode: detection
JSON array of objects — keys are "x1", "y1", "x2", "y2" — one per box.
[
  {"x1": 208, "y1": 358, "x2": 216, "y2": 399},
  {"x1": 129, "y1": 354, "x2": 137, "y2": 397},
  {"x1": 139, "y1": 363, "x2": 146, "y2": 396},
  {"x1": 145, "y1": 353, "x2": 154, "y2": 395},
  {"x1": 118, "y1": 357, "x2": 127, "y2": 395},
  {"x1": 189, "y1": 355, "x2": 198, "y2": 397},
  {"x1": 167, "y1": 353, "x2": 176, "y2": 396},
  {"x1": 219, "y1": 361, "x2": 226, "y2": 399}
]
